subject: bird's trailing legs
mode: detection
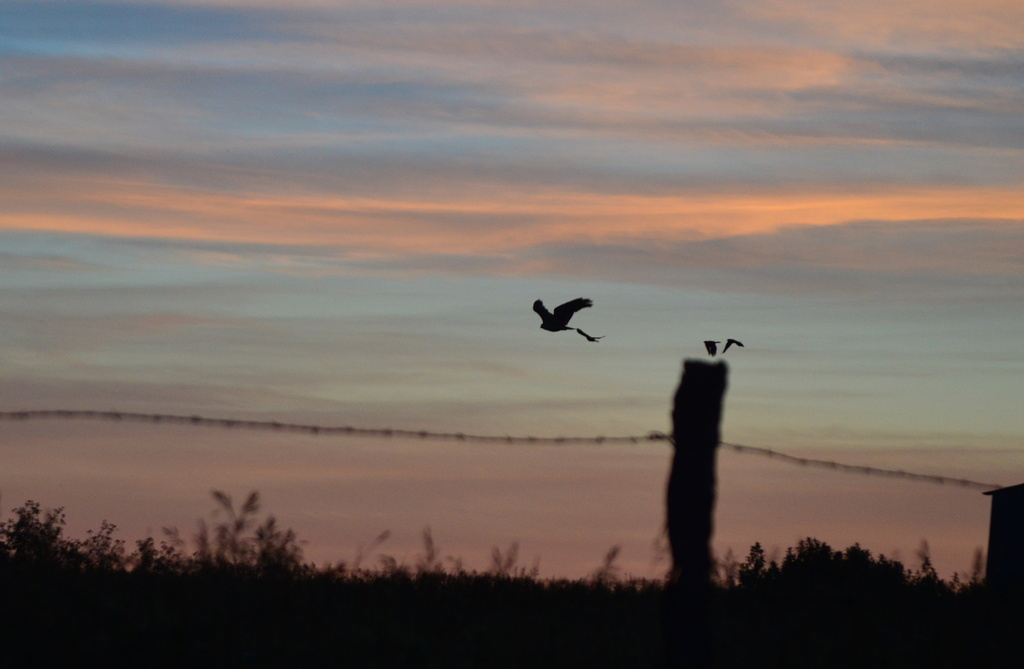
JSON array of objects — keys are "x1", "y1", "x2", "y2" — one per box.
[{"x1": 576, "y1": 329, "x2": 604, "y2": 342}]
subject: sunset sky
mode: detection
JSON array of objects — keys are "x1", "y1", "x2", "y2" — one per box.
[{"x1": 2, "y1": 0, "x2": 1023, "y2": 579}]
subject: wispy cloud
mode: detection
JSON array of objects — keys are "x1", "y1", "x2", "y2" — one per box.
[{"x1": 4, "y1": 1, "x2": 1021, "y2": 251}]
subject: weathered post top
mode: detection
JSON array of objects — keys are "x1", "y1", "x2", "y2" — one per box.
[{"x1": 672, "y1": 359, "x2": 729, "y2": 447}]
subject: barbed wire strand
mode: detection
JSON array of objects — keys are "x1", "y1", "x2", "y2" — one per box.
[{"x1": 0, "y1": 410, "x2": 1002, "y2": 491}]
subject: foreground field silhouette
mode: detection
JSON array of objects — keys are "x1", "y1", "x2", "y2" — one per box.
[{"x1": 1, "y1": 492, "x2": 1021, "y2": 668}]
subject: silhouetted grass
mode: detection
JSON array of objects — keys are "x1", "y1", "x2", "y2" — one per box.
[{"x1": 1, "y1": 493, "x2": 1021, "y2": 668}]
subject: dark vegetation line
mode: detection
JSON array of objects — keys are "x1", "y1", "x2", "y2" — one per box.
[
  {"x1": 1, "y1": 491, "x2": 1021, "y2": 668},
  {"x1": 0, "y1": 409, "x2": 1002, "y2": 490}
]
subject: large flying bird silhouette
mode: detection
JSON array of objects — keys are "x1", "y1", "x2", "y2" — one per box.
[{"x1": 533, "y1": 298, "x2": 604, "y2": 342}]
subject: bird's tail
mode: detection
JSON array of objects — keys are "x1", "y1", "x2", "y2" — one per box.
[{"x1": 576, "y1": 329, "x2": 604, "y2": 342}]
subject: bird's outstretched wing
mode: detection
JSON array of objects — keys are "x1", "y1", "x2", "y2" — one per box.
[
  {"x1": 533, "y1": 300, "x2": 552, "y2": 320},
  {"x1": 552, "y1": 298, "x2": 592, "y2": 324},
  {"x1": 723, "y1": 339, "x2": 744, "y2": 353},
  {"x1": 576, "y1": 329, "x2": 604, "y2": 342},
  {"x1": 704, "y1": 340, "x2": 720, "y2": 356}
]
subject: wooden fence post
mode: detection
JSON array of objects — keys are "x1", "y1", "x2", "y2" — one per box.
[{"x1": 664, "y1": 359, "x2": 728, "y2": 669}]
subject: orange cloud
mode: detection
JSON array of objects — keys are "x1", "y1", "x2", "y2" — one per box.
[
  {"x1": 747, "y1": 0, "x2": 1024, "y2": 49},
  {"x1": 4, "y1": 175, "x2": 1023, "y2": 261}
]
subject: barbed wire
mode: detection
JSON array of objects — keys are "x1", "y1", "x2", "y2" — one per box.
[
  {"x1": 0, "y1": 410, "x2": 1003, "y2": 491},
  {"x1": 0, "y1": 410, "x2": 664, "y2": 444},
  {"x1": 720, "y1": 443, "x2": 1001, "y2": 491}
]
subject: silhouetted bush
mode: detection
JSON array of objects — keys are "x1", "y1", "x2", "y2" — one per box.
[
  {"x1": 731, "y1": 537, "x2": 911, "y2": 597},
  {"x1": 715, "y1": 537, "x2": 1023, "y2": 668}
]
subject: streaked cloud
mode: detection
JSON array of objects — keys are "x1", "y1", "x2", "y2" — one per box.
[{"x1": 3, "y1": 1, "x2": 1021, "y2": 265}]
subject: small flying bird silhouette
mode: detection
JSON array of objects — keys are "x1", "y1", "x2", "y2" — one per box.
[
  {"x1": 723, "y1": 338, "x2": 744, "y2": 353},
  {"x1": 533, "y1": 297, "x2": 604, "y2": 342},
  {"x1": 705, "y1": 339, "x2": 744, "y2": 356}
]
